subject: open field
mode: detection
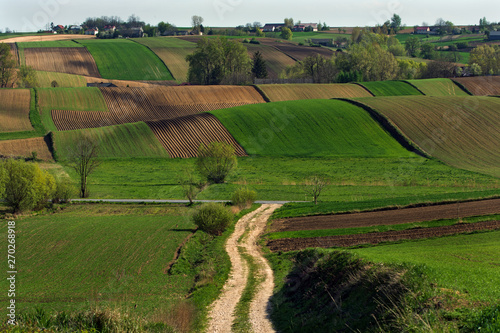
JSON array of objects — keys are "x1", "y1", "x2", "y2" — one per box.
[
  {"x1": 25, "y1": 47, "x2": 101, "y2": 77},
  {"x1": 134, "y1": 37, "x2": 196, "y2": 83},
  {"x1": 36, "y1": 71, "x2": 87, "y2": 88},
  {"x1": 405, "y1": 78, "x2": 470, "y2": 96},
  {"x1": 244, "y1": 43, "x2": 296, "y2": 78},
  {"x1": 211, "y1": 99, "x2": 414, "y2": 157},
  {"x1": 355, "y1": 96, "x2": 500, "y2": 177},
  {"x1": 147, "y1": 113, "x2": 247, "y2": 158},
  {"x1": 17, "y1": 40, "x2": 83, "y2": 48},
  {"x1": 453, "y1": 76, "x2": 500, "y2": 96},
  {"x1": 259, "y1": 38, "x2": 335, "y2": 61},
  {"x1": 358, "y1": 81, "x2": 423, "y2": 96},
  {"x1": 0, "y1": 136, "x2": 52, "y2": 160},
  {"x1": 52, "y1": 86, "x2": 265, "y2": 130},
  {"x1": 257, "y1": 83, "x2": 373, "y2": 101},
  {"x1": 77, "y1": 39, "x2": 174, "y2": 81},
  {"x1": 54, "y1": 122, "x2": 169, "y2": 159},
  {"x1": 0, "y1": 34, "x2": 96, "y2": 43},
  {"x1": 271, "y1": 198, "x2": 500, "y2": 232},
  {"x1": 0, "y1": 89, "x2": 32, "y2": 133}
]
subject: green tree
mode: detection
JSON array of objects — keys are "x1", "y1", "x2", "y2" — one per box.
[
  {"x1": 420, "y1": 43, "x2": 436, "y2": 59},
  {"x1": 186, "y1": 37, "x2": 251, "y2": 85},
  {"x1": 192, "y1": 15, "x2": 204, "y2": 33},
  {"x1": 387, "y1": 37, "x2": 405, "y2": 56},
  {"x1": 231, "y1": 187, "x2": 257, "y2": 209},
  {"x1": 470, "y1": 45, "x2": 500, "y2": 75},
  {"x1": 251, "y1": 51, "x2": 268, "y2": 79},
  {"x1": 17, "y1": 65, "x2": 38, "y2": 88},
  {"x1": 67, "y1": 135, "x2": 100, "y2": 198},
  {"x1": 280, "y1": 27, "x2": 293, "y2": 40},
  {"x1": 390, "y1": 14, "x2": 402, "y2": 33},
  {"x1": 405, "y1": 36, "x2": 421, "y2": 57},
  {"x1": 0, "y1": 43, "x2": 15, "y2": 88},
  {"x1": 192, "y1": 202, "x2": 233, "y2": 236},
  {"x1": 302, "y1": 54, "x2": 337, "y2": 83},
  {"x1": 255, "y1": 27, "x2": 264, "y2": 37},
  {"x1": 284, "y1": 18, "x2": 294, "y2": 29},
  {"x1": 196, "y1": 142, "x2": 237, "y2": 184}
]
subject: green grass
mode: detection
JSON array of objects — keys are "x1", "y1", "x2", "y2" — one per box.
[
  {"x1": 351, "y1": 230, "x2": 500, "y2": 302},
  {"x1": 37, "y1": 87, "x2": 108, "y2": 132},
  {"x1": 36, "y1": 71, "x2": 87, "y2": 88},
  {"x1": 405, "y1": 78, "x2": 470, "y2": 96},
  {"x1": 77, "y1": 39, "x2": 174, "y2": 81},
  {"x1": 211, "y1": 99, "x2": 415, "y2": 157},
  {"x1": 358, "y1": 81, "x2": 424, "y2": 96},
  {"x1": 17, "y1": 40, "x2": 83, "y2": 48},
  {"x1": 291, "y1": 31, "x2": 348, "y2": 44},
  {"x1": 267, "y1": 214, "x2": 500, "y2": 240},
  {"x1": 54, "y1": 122, "x2": 169, "y2": 160},
  {"x1": 395, "y1": 33, "x2": 440, "y2": 44}
]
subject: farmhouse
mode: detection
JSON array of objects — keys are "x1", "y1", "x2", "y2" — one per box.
[
  {"x1": 489, "y1": 31, "x2": 500, "y2": 41},
  {"x1": 85, "y1": 28, "x2": 98, "y2": 35},
  {"x1": 104, "y1": 25, "x2": 116, "y2": 32},
  {"x1": 415, "y1": 26, "x2": 430, "y2": 34},
  {"x1": 122, "y1": 27, "x2": 144, "y2": 38},
  {"x1": 52, "y1": 25, "x2": 65, "y2": 33},
  {"x1": 263, "y1": 23, "x2": 285, "y2": 32},
  {"x1": 293, "y1": 23, "x2": 318, "y2": 32}
]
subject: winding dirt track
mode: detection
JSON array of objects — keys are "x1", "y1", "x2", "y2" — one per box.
[{"x1": 207, "y1": 204, "x2": 280, "y2": 333}]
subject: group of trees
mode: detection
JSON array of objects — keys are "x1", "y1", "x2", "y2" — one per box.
[
  {"x1": 0, "y1": 43, "x2": 38, "y2": 88},
  {"x1": 470, "y1": 45, "x2": 500, "y2": 75}
]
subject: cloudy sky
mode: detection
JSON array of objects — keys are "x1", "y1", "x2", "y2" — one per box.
[{"x1": 1, "y1": 0, "x2": 498, "y2": 32}]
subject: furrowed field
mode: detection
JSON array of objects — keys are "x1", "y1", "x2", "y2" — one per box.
[
  {"x1": 35, "y1": 71, "x2": 87, "y2": 88},
  {"x1": 405, "y1": 78, "x2": 470, "y2": 96},
  {"x1": 359, "y1": 80, "x2": 423, "y2": 96},
  {"x1": 257, "y1": 83, "x2": 372, "y2": 101},
  {"x1": 244, "y1": 43, "x2": 296, "y2": 78},
  {"x1": 0, "y1": 89, "x2": 32, "y2": 133},
  {"x1": 77, "y1": 39, "x2": 174, "y2": 81}
]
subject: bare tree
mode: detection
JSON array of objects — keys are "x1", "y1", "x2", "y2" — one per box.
[
  {"x1": 192, "y1": 15, "x2": 204, "y2": 33},
  {"x1": 67, "y1": 135, "x2": 100, "y2": 198},
  {"x1": 303, "y1": 175, "x2": 329, "y2": 205}
]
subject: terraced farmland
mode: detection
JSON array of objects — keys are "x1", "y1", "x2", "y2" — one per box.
[
  {"x1": 405, "y1": 78, "x2": 469, "y2": 96},
  {"x1": 356, "y1": 96, "x2": 500, "y2": 177},
  {"x1": 0, "y1": 89, "x2": 32, "y2": 132},
  {"x1": 54, "y1": 122, "x2": 169, "y2": 159},
  {"x1": 453, "y1": 76, "x2": 500, "y2": 96},
  {"x1": 51, "y1": 86, "x2": 265, "y2": 130},
  {"x1": 147, "y1": 113, "x2": 247, "y2": 158},
  {"x1": 257, "y1": 83, "x2": 373, "y2": 101},
  {"x1": 0, "y1": 137, "x2": 52, "y2": 160},
  {"x1": 211, "y1": 99, "x2": 415, "y2": 157},
  {"x1": 25, "y1": 47, "x2": 100, "y2": 77},
  {"x1": 244, "y1": 43, "x2": 296, "y2": 78},
  {"x1": 358, "y1": 81, "x2": 423, "y2": 96},
  {"x1": 134, "y1": 37, "x2": 196, "y2": 83},
  {"x1": 77, "y1": 39, "x2": 174, "y2": 81}
]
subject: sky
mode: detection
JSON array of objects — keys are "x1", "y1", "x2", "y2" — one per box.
[{"x1": 1, "y1": 0, "x2": 498, "y2": 32}]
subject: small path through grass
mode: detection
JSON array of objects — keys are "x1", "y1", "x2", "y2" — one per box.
[{"x1": 207, "y1": 204, "x2": 281, "y2": 333}]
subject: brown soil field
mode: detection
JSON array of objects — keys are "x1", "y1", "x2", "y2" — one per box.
[
  {"x1": 0, "y1": 89, "x2": 32, "y2": 132},
  {"x1": 244, "y1": 44, "x2": 296, "y2": 78},
  {"x1": 86, "y1": 77, "x2": 178, "y2": 88},
  {"x1": 453, "y1": 76, "x2": 500, "y2": 96},
  {"x1": 260, "y1": 38, "x2": 335, "y2": 61},
  {"x1": 146, "y1": 113, "x2": 247, "y2": 158},
  {"x1": 52, "y1": 86, "x2": 265, "y2": 131},
  {"x1": 271, "y1": 198, "x2": 500, "y2": 232},
  {"x1": 0, "y1": 137, "x2": 53, "y2": 160},
  {"x1": 0, "y1": 35, "x2": 96, "y2": 43},
  {"x1": 25, "y1": 47, "x2": 100, "y2": 77},
  {"x1": 267, "y1": 220, "x2": 500, "y2": 251},
  {"x1": 259, "y1": 83, "x2": 373, "y2": 101}
]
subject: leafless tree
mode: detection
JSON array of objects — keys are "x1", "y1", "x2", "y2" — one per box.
[
  {"x1": 67, "y1": 135, "x2": 100, "y2": 198},
  {"x1": 303, "y1": 175, "x2": 329, "y2": 205}
]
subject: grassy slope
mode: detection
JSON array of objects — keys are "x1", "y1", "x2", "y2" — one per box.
[
  {"x1": 359, "y1": 81, "x2": 424, "y2": 96},
  {"x1": 133, "y1": 37, "x2": 195, "y2": 83},
  {"x1": 77, "y1": 39, "x2": 174, "y2": 81},
  {"x1": 36, "y1": 71, "x2": 87, "y2": 88},
  {"x1": 54, "y1": 122, "x2": 169, "y2": 159},
  {"x1": 355, "y1": 96, "x2": 500, "y2": 178},
  {"x1": 257, "y1": 83, "x2": 373, "y2": 102},
  {"x1": 351, "y1": 231, "x2": 500, "y2": 302},
  {"x1": 211, "y1": 99, "x2": 414, "y2": 157},
  {"x1": 0, "y1": 204, "x2": 196, "y2": 317},
  {"x1": 37, "y1": 87, "x2": 108, "y2": 132},
  {"x1": 405, "y1": 78, "x2": 469, "y2": 96}
]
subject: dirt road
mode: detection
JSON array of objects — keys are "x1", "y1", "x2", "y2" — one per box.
[{"x1": 207, "y1": 204, "x2": 281, "y2": 333}]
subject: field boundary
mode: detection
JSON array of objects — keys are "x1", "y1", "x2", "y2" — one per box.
[
  {"x1": 251, "y1": 84, "x2": 272, "y2": 102},
  {"x1": 353, "y1": 82, "x2": 375, "y2": 96},
  {"x1": 401, "y1": 80, "x2": 426, "y2": 95},
  {"x1": 337, "y1": 98, "x2": 429, "y2": 158},
  {"x1": 129, "y1": 39, "x2": 175, "y2": 81},
  {"x1": 450, "y1": 79, "x2": 474, "y2": 95}
]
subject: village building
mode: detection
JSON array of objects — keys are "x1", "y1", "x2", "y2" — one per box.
[
  {"x1": 85, "y1": 28, "x2": 99, "y2": 35},
  {"x1": 262, "y1": 23, "x2": 285, "y2": 32}
]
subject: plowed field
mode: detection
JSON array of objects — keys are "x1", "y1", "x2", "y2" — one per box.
[
  {"x1": 259, "y1": 38, "x2": 335, "y2": 61},
  {"x1": 453, "y1": 76, "x2": 500, "y2": 96},
  {"x1": 355, "y1": 96, "x2": 500, "y2": 177},
  {"x1": 25, "y1": 47, "x2": 100, "y2": 77},
  {"x1": 52, "y1": 86, "x2": 265, "y2": 131},
  {"x1": 0, "y1": 137, "x2": 52, "y2": 160},
  {"x1": 258, "y1": 83, "x2": 372, "y2": 101},
  {"x1": 0, "y1": 89, "x2": 32, "y2": 132},
  {"x1": 271, "y1": 198, "x2": 500, "y2": 232},
  {"x1": 146, "y1": 113, "x2": 247, "y2": 158},
  {"x1": 245, "y1": 44, "x2": 296, "y2": 78},
  {"x1": 267, "y1": 220, "x2": 500, "y2": 251}
]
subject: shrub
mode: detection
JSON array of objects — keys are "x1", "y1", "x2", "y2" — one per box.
[
  {"x1": 231, "y1": 187, "x2": 257, "y2": 209},
  {"x1": 192, "y1": 202, "x2": 233, "y2": 236},
  {"x1": 196, "y1": 142, "x2": 237, "y2": 184},
  {"x1": 53, "y1": 176, "x2": 76, "y2": 203}
]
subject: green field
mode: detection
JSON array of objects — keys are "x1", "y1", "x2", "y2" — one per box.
[
  {"x1": 77, "y1": 39, "x2": 174, "y2": 81},
  {"x1": 211, "y1": 99, "x2": 414, "y2": 157},
  {"x1": 17, "y1": 40, "x2": 83, "y2": 48},
  {"x1": 134, "y1": 37, "x2": 196, "y2": 82},
  {"x1": 351, "y1": 230, "x2": 500, "y2": 302},
  {"x1": 54, "y1": 122, "x2": 169, "y2": 160},
  {"x1": 405, "y1": 78, "x2": 469, "y2": 96},
  {"x1": 290, "y1": 31, "x2": 348, "y2": 44},
  {"x1": 37, "y1": 87, "x2": 108, "y2": 131},
  {"x1": 36, "y1": 71, "x2": 87, "y2": 88},
  {"x1": 358, "y1": 81, "x2": 423, "y2": 96}
]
